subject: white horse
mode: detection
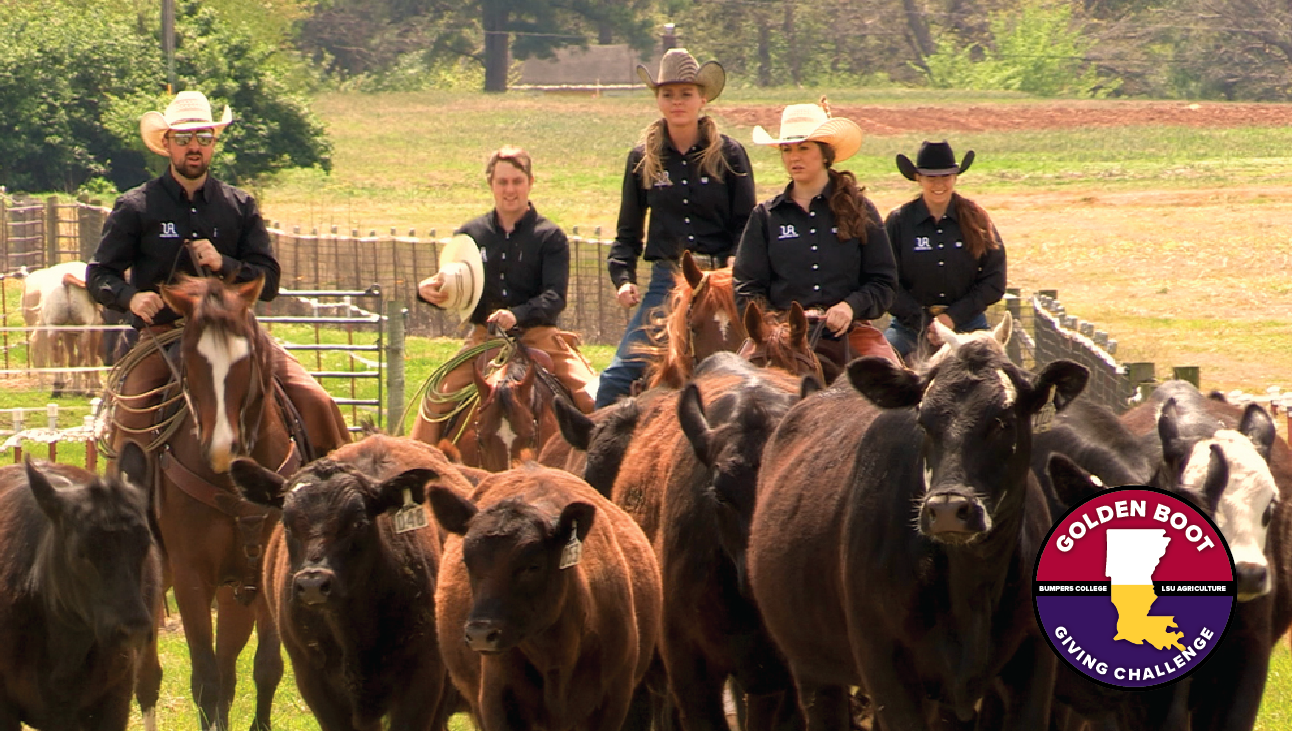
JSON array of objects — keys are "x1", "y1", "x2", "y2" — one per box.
[{"x1": 22, "y1": 261, "x2": 103, "y2": 396}]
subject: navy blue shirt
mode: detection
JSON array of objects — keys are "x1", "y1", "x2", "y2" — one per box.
[
  {"x1": 87, "y1": 171, "x2": 279, "y2": 328},
  {"x1": 884, "y1": 195, "x2": 1006, "y2": 331},
  {"x1": 608, "y1": 129, "x2": 755, "y2": 287},
  {"x1": 733, "y1": 182, "x2": 896, "y2": 320}
]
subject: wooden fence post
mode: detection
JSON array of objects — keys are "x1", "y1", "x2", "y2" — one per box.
[
  {"x1": 45, "y1": 196, "x2": 59, "y2": 267},
  {"x1": 386, "y1": 301, "x2": 406, "y2": 435},
  {"x1": 0, "y1": 194, "x2": 8, "y2": 266},
  {"x1": 1172, "y1": 366, "x2": 1200, "y2": 389}
]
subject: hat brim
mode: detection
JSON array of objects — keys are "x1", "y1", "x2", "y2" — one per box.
[
  {"x1": 140, "y1": 105, "x2": 233, "y2": 157},
  {"x1": 753, "y1": 117, "x2": 863, "y2": 163},
  {"x1": 438, "y1": 234, "x2": 486, "y2": 316},
  {"x1": 896, "y1": 154, "x2": 918, "y2": 181},
  {"x1": 906, "y1": 150, "x2": 975, "y2": 179},
  {"x1": 636, "y1": 60, "x2": 725, "y2": 101}
]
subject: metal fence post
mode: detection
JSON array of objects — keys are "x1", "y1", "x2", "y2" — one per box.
[{"x1": 386, "y1": 300, "x2": 406, "y2": 435}]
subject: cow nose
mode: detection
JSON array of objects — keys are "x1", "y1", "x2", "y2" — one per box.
[
  {"x1": 464, "y1": 620, "x2": 505, "y2": 653},
  {"x1": 293, "y1": 568, "x2": 334, "y2": 604},
  {"x1": 1235, "y1": 562, "x2": 1269, "y2": 600},
  {"x1": 923, "y1": 493, "x2": 987, "y2": 536}
]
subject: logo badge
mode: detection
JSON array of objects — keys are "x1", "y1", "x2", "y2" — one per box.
[{"x1": 1034, "y1": 486, "x2": 1234, "y2": 689}]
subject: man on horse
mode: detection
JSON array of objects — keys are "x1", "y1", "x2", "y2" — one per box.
[
  {"x1": 411, "y1": 146, "x2": 596, "y2": 447},
  {"x1": 87, "y1": 90, "x2": 350, "y2": 475}
]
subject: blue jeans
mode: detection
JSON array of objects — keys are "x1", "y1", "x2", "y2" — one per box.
[
  {"x1": 885, "y1": 312, "x2": 990, "y2": 360},
  {"x1": 595, "y1": 260, "x2": 677, "y2": 408}
]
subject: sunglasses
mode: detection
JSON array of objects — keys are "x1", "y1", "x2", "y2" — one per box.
[{"x1": 168, "y1": 130, "x2": 217, "y2": 147}]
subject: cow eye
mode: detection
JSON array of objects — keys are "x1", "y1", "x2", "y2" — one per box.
[
  {"x1": 516, "y1": 562, "x2": 543, "y2": 578},
  {"x1": 1263, "y1": 500, "x2": 1276, "y2": 527}
]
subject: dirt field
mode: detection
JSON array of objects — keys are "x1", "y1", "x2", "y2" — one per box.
[{"x1": 722, "y1": 100, "x2": 1292, "y2": 133}]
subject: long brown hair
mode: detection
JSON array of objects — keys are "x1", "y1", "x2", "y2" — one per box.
[
  {"x1": 952, "y1": 193, "x2": 1000, "y2": 259},
  {"x1": 635, "y1": 116, "x2": 732, "y2": 189},
  {"x1": 817, "y1": 143, "x2": 871, "y2": 243}
]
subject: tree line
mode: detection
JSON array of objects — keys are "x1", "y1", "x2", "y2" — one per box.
[{"x1": 1, "y1": 0, "x2": 1289, "y2": 194}]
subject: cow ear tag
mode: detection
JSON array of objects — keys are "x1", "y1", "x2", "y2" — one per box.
[
  {"x1": 559, "y1": 521, "x2": 582, "y2": 569},
  {"x1": 394, "y1": 488, "x2": 429, "y2": 534}
]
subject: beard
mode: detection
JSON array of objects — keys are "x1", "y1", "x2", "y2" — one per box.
[{"x1": 173, "y1": 155, "x2": 210, "y2": 181}]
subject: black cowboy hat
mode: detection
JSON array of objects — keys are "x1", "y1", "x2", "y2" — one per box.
[{"x1": 896, "y1": 141, "x2": 975, "y2": 182}]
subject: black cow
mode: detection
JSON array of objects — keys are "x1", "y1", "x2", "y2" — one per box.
[
  {"x1": 0, "y1": 458, "x2": 162, "y2": 731},
  {"x1": 540, "y1": 394, "x2": 645, "y2": 496},
  {"x1": 230, "y1": 435, "x2": 470, "y2": 731},
  {"x1": 749, "y1": 339, "x2": 1087, "y2": 731}
]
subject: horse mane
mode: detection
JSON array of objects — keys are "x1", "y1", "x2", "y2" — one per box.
[{"x1": 640, "y1": 268, "x2": 740, "y2": 389}]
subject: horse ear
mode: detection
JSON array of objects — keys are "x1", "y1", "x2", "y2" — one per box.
[
  {"x1": 24, "y1": 457, "x2": 64, "y2": 522},
  {"x1": 369, "y1": 468, "x2": 439, "y2": 517},
  {"x1": 788, "y1": 302, "x2": 809, "y2": 346},
  {"x1": 160, "y1": 282, "x2": 194, "y2": 319},
  {"x1": 235, "y1": 276, "x2": 265, "y2": 309},
  {"x1": 427, "y1": 485, "x2": 477, "y2": 535},
  {"x1": 743, "y1": 301, "x2": 764, "y2": 344},
  {"x1": 678, "y1": 383, "x2": 713, "y2": 465},
  {"x1": 472, "y1": 358, "x2": 493, "y2": 402},
  {"x1": 554, "y1": 397, "x2": 594, "y2": 451},
  {"x1": 682, "y1": 251, "x2": 704, "y2": 290},
  {"x1": 229, "y1": 457, "x2": 286, "y2": 509},
  {"x1": 1238, "y1": 403, "x2": 1276, "y2": 464}
]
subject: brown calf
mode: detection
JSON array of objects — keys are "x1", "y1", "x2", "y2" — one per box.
[
  {"x1": 230, "y1": 436, "x2": 472, "y2": 731},
  {"x1": 428, "y1": 464, "x2": 662, "y2": 731}
]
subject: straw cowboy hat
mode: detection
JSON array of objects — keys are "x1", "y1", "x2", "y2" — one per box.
[
  {"x1": 752, "y1": 102, "x2": 864, "y2": 163},
  {"x1": 139, "y1": 91, "x2": 233, "y2": 156},
  {"x1": 433, "y1": 234, "x2": 485, "y2": 315},
  {"x1": 896, "y1": 141, "x2": 975, "y2": 181},
  {"x1": 637, "y1": 48, "x2": 725, "y2": 101}
]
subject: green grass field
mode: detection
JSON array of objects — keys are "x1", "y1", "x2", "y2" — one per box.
[{"x1": 136, "y1": 615, "x2": 1292, "y2": 730}]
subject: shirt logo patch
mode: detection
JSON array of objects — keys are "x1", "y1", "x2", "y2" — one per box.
[
  {"x1": 778, "y1": 224, "x2": 799, "y2": 240},
  {"x1": 914, "y1": 236, "x2": 933, "y2": 251},
  {"x1": 160, "y1": 222, "x2": 180, "y2": 239},
  {"x1": 653, "y1": 171, "x2": 673, "y2": 187}
]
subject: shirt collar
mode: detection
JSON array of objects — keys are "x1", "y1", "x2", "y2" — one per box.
[
  {"x1": 770, "y1": 179, "x2": 835, "y2": 210},
  {"x1": 489, "y1": 203, "x2": 538, "y2": 233},
  {"x1": 162, "y1": 169, "x2": 216, "y2": 202},
  {"x1": 914, "y1": 194, "x2": 959, "y2": 224}
]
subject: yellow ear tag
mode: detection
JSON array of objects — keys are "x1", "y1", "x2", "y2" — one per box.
[
  {"x1": 394, "y1": 487, "x2": 428, "y2": 533},
  {"x1": 559, "y1": 520, "x2": 582, "y2": 570}
]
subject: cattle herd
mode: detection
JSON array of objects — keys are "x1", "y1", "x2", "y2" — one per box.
[{"x1": 1, "y1": 314, "x2": 1290, "y2": 731}]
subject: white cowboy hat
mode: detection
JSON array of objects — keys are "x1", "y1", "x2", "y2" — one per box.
[
  {"x1": 752, "y1": 103, "x2": 864, "y2": 163},
  {"x1": 434, "y1": 234, "x2": 485, "y2": 316},
  {"x1": 139, "y1": 91, "x2": 233, "y2": 156},
  {"x1": 637, "y1": 48, "x2": 725, "y2": 101}
]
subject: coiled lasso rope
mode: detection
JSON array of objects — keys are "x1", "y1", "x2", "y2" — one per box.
[
  {"x1": 97, "y1": 327, "x2": 188, "y2": 460},
  {"x1": 401, "y1": 337, "x2": 513, "y2": 443}
]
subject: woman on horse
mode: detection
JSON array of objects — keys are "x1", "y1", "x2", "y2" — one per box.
[
  {"x1": 732, "y1": 100, "x2": 900, "y2": 383},
  {"x1": 883, "y1": 141, "x2": 1006, "y2": 363},
  {"x1": 413, "y1": 146, "x2": 596, "y2": 446},
  {"x1": 595, "y1": 48, "x2": 756, "y2": 408}
]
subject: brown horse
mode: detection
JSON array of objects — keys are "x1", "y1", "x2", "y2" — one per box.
[
  {"x1": 640, "y1": 251, "x2": 747, "y2": 390},
  {"x1": 148, "y1": 275, "x2": 297, "y2": 731},
  {"x1": 738, "y1": 301, "x2": 824, "y2": 386},
  {"x1": 441, "y1": 343, "x2": 565, "y2": 472}
]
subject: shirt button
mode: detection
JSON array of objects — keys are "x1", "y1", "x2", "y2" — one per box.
[
  {"x1": 812, "y1": 263, "x2": 819, "y2": 270},
  {"x1": 810, "y1": 229, "x2": 816, "y2": 234},
  {"x1": 938, "y1": 261, "x2": 945, "y2": 266},
  {"x1": 937, "y1": 229, "x2": 943, "y2": 234},
  {"x1": 685, "y1": 218, "x2": 691, "y2": 224},
  {"x1": 191, "y1": 208, "x2": 197, "y2": 213},
  {"x1": 683, "y1": 199, "x2": 689, "y2": 204},
  {"x1": 688, "y1": 235, "x2": 695, "y2": 241},
  {"x1": 940, "y1": 293, "x2": 946, "y2": 297},
  {"x1": 810, "y1": 246, "x2": 818, "y2": 252},
  {"x1": 810, "y1": 211, "x2": 816, "y2": 217},
  {"x1": 813, "y1": 284, "x2": 821, "y2": 291},
  {"x1": 682, "y1": 160, "x2": 688, "y2": 166},
  {"x1": 938, "y1": 244, "x2": 944, "y2": 249}
]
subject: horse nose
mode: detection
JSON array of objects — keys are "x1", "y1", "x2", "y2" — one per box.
[
  {"x1": 1235, "y1": 562, "x2": 1269, "y2": 600},
  {"x1": 922, "y1": 493, "x2": 987, "y2": 536},
  {"x1": 464, "y1": 619, "x2": 505, "y2": 653},
  {"x1": 293, "y1": 568, "x2": 334, "y2": 605},
  {"x1": 208, "y1": 440, "x2": 240, "y2": 474}
]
